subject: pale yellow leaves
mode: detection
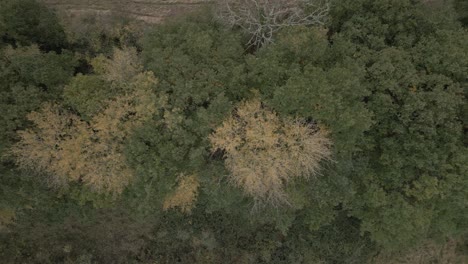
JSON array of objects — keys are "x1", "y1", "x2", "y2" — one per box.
[
  {"x1": 2, "y1": 44, "x2": 40, "y2": 58},
  {"x1": 0, "y1": 208, "x2": 16, "y2": 232},
  {"x1": 11, "y1": 103, "x2": 90, "y2": 188},
  {"x1": 210, "y1": 99, "x2": 332, "y2": 205},
  {"x1": 11, "y1": 72, "x2": 161, "y2": 194},
  {"x1": 10, "y1": 46, "x2": 166, "y2": 194},
  {"x1": 81, "y1": 80, "x2": 158, "y2": 193},
  {"x1": 91, "y1": 46, "x2": 142, "y2": 85},
  {"x1": 163, "y1": 174, "x2": 200, "y2": 214}
]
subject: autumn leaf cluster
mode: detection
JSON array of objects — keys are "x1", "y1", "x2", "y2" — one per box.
[
  {"x1": 163, "y1": 173, "x2": 200, "y2": 213},
  {"x1": 210, "y1": 99, "x2": 332, "y2": 204},
  {"x1": 10, "y1": 49, "x2": 163, "y2": 194}
]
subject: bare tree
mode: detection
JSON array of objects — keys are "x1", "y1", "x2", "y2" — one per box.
[{"x1": 217, "y1": 0, "x2": 330, "y2": 48}]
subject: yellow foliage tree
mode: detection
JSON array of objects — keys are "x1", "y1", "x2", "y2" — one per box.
[
  {"x1": 11, "y1": 103, "x2": 90, "y2": 188},
  {"x1": 163, "y1": 174, "x2": 200, "y2": 214},
  {"x1": 11, "y1": 72, "x2": 163, "y2": 194},
  {"x1": 80, "y1": 79, "x2": 159, "y2": 193},
  {"x1": 0, "y1": 208, "x2": 15, "y2": 232},
  {"x1": 209, "y1": 99, "x2": 332, "y2": 205},
  {"x1": 91, "y1": 46, "x2": 142, "y2": 85}
]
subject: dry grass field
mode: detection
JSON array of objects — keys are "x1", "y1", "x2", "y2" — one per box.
[{"x1": 40, "y1": 0, "x2": 213, "y2": 23}]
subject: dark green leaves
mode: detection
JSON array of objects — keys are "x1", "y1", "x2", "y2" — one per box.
[{"x1": 0, "y1": 0, "x2": 67, "y2": 51}]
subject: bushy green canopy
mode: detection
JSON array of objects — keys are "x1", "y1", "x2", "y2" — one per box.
[{"x1": 0, "y1": 0, "x2": 467, "y2": 263}]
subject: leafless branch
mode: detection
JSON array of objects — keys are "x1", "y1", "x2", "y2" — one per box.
[{"x1": 217, "y1": 0, "x2": 330, "y2": 48}]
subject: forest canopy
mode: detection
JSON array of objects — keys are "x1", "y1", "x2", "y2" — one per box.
[{"x1": 0, "y1": 0, "x2": 467, "y2": 263}]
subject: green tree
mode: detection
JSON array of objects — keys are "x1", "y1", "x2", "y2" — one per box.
[
  {"x1": 62, "y1": 74, "x2": 110, "y2": 120},
  {"x1": 62, "y1": 12, "x2": 145, "y2": 56},
  {"x1": 244, "y1": 26, "x2": 371, "y2": 224},
  {"x1": 63, "y1": 47, "x2": 143, "y2": 120},
  {"x1": 454, "y1": 0, "x2": 468, "y2": 26},
  {"x1": 1, "y1": 46, "x2": 77, "y2": 95},
  {"x1": 0, "y1": 0, "x2": 66, "y2": 51},
  {"x1": 0, "y1": 45, "x2": 76, "y2": 156},
  {"x1": 328, "y1": 0, "x2": 468, "y2": 250},
  {"x1": 126, "y1": 13, "x2": 249, "y2": 212},
  {"x1": 141, "y1": 13, "x2": 248, "y2": 109}
]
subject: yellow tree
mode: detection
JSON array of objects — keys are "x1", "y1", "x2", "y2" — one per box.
[
  {"x1": 10, "y1": 103, "x2": 90, "y2": 188},
  {"x1": 210, "y1": 99, "x2": 332, "y2": 205},
  {"x1": 81, "y1": 72, "x2": 161, "y2": 193},
  {"x1": 91, "y1": 46, "x2": 142, "y2": 85},
  {"x1": 11, "y1": 72, "x2": 163, "y2": 194},
  {"x1": 163, "y1": 173, "x2": 200, "y2": 214}
]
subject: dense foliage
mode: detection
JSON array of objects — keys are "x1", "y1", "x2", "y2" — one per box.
[
  {"x1": 0, "y1": 0, "x2": 467, "y2": 263},
  {"x1": 0, "y1": 0, "x2": 67, "y2": 51}
]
